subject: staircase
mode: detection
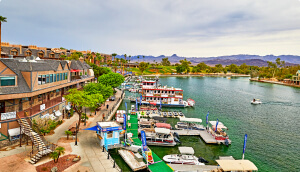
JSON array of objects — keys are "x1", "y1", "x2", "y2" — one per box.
[{"x1": 17, "y1": 117, "x2": 55, "y2": 164}]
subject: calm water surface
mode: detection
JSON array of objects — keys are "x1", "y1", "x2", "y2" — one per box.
[{"x1": 114, "y1": 76, "x2": 300, "y2": 172}]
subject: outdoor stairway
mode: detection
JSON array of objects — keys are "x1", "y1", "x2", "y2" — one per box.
[{"x1": 17, "y1": 118, "x2": 53, "y2": 164}]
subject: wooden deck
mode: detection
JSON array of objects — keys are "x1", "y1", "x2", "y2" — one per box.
[
  {"x1": 168, "y1": 164, "x2": 218, "y2": 172},
  {"x1": 118, "y1": 149, "x2": 147, "y2": 171},
  {"x1": 172, "y1": 129, "x2": 231, "y2": 144}
]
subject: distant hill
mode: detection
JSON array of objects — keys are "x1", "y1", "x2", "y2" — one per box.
[{"x1": 116, "y1": 54, "x2": 300, "y2": 66}]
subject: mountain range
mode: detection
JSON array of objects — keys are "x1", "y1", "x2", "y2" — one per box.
[{"x1": 116, "y1": 54, "x2": 300, "y2": 66}]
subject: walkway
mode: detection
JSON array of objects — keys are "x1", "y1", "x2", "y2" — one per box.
[{"x1": 126, "y1": 113, "x2": 173, "y2": 172}]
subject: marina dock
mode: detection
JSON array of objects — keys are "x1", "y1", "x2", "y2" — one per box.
[
  {"x1": 172, "y1": 129, "x2": 230, "y2": 144},
  {"x1": 118, "y1": 149, "x2": 147, "y2": 171},
  {"x1": 168, "y1": 164, "x2": 218, "y2": 172}
]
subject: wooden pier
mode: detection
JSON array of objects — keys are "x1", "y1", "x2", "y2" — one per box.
[
  {"x1": 118, "y1": 149, "x2": 147, "y2": 171},
  {"x1": 171, "y1": 129, "x2": 201, "y2": 136},
  {"x1": 198, "y1": 130, "x2": 218, "y2": 144}
]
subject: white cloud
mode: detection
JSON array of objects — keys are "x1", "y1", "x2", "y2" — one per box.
[{"x1": 1, "y1": 0, "x2": 300, "y2": 56}]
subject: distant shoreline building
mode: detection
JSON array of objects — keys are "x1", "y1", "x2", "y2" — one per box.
[
  {"x1": 0, "y1": 42, "x2": 112, "y2": 65},
  {"x1": 0, "y1": 56, "x2": 94, "y2": 140}
]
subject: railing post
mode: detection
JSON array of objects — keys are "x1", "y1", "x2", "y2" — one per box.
[
  {"x1": 107, "y1": 149, "x2": 110, "y2": 159},
  {"x1": 113, "y1": 159, "x2": 116, "y2": 168},
  {"x1": 102, "y1": 145, "x2": 105, "y2": 152}
]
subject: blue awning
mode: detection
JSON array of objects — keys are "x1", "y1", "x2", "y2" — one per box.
[{"x1": 83, "y1": 125, "x2": 99, "y2": 131}]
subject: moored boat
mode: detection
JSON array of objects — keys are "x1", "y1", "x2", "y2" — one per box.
[
  {"x1": 175, "y1": 117, "x2": 205, "y2": 130},
  {"x1": 142, "y1": 128, "x2": 178, "y2": 146},
  {"x1": 116, "y1": 110, "x2": 126, "y2": 123},
  {"x1": 251, "y1": 99, "x2": 262, "y2": 105},
  {"x1": 163, "y1": 147, "x2": 206, "y2": 165},
  {"x1": 208, "y1": 121, "x2": 231, "y2": 145}
]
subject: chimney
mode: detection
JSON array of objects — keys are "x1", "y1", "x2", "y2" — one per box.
[{"x1": 19, "y1": 45, "x2": 23, "y2": 55}]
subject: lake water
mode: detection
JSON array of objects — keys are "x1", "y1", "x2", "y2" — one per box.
[{"x1": 114, "y1": 76, "x2": 300, "y2": 172}]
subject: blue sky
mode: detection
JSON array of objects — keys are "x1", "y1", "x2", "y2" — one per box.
[{"x1": 1, "y1": 0, "x2": 300, "y2": 57}]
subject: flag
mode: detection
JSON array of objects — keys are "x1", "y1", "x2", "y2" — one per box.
[
  {"x1": 136, "y1": 99, "x2": 138, "y2": 111},
  {"x1": 206, "y1": 111, "x2": 209, "y2": 124},
  {"x1": 123, "y1": 114, "x2": 126, "y2": 130},
  {"x1": 141, "y1": 130, "x2": 147, "y2": 151},
  {"x1": 215, "y1": 119, "x2": 219, "y2": 132},
  {"x1": 125, "y1": 102, "x2": 127, "y2": 112},
  {"x1": 140, "y1": 95, "x2": 142, "y2": 105},
  {"x1": 243, "y1": 134, "x2": 247, "y2": 154}
]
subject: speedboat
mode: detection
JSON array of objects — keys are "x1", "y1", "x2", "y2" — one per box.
[
  {"x1": 208, "y1": 121, "x2": 231, "y2": 145},
  {"x1": 251, "y1": 99, "x2": 262, "y2": 105},
  {"x1": 175, "y1": 118, "x2": 205, "y2": 130},
  {"x1": 163, "y1": 147, "x2": 206, "y2": 165}
]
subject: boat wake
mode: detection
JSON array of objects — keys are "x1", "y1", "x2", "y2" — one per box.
[{"x1": 262, "y1": 101, "x2": 300, "y2": 107}]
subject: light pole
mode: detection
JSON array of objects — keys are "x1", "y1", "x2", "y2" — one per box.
[{"x1": 75, "y1": 123, "x2": 78, "y2": 146}]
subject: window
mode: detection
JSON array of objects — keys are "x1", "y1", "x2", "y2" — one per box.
[
  {"x1": 158, "y1": 90, "x2": 160, "y2": 93},
  {"x1": 53, "y1": 74, "x2": 56, "y2": 82},
  {"x1": 0, "y1": 77, "x2": 16, "y2": 86},
  {"x1": 56, "y1": 89, "x2": 60, "y2": 92},
  {"x1": 50, "y1": 53, "x2": 55, "y2": 58},
  {"x1": 60, "y1": 73, "x2": 62, "y2": 81},
  {"x1": 38, "y1": 52, "x2": 44, "y2": 58},
  {"x1": 50, "y1": 74, "x2": 53, "y2": 83},
  {"x1": 25, "y1": 50, "x2": 32, "y2": 56},
  {"x1": 63, "y1": 73, "x2": 65, "y2": 80},
  {"x1": 38, "y1": 75, "x2": 42, "y2": 85},
  {"x1": 42, "y1": 75, "x2": 46, "y2": 84},
  {"x1": 10, "y1": 49, "x2": 18, "y2": 56},
  {"x1": 65, "y1": 72, "x2": 68, "y2": 80},
  {"x1": 46, "y1": 75, "x2": 49, "y2": 83},
  {"x1": 57, "y1": 74, "x2": 60, "y2": 81}
]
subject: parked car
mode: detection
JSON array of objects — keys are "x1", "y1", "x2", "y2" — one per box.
[{"x1": 109, "y1": 96, "x2": 116, "y2": 101}]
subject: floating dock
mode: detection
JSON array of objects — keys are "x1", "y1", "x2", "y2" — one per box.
[
  {"x1": 168, "y1": 164, "x2": 218, "y2": 172},
  {"x1": 138, "y1": 111, "x2": 185, "y2": 118},
  {"x1": 172, "y1": 129, "x2": 231, "y2": 144},
  {"x1": 118, "y1": 149, "x2": 147, "y2": 171}
]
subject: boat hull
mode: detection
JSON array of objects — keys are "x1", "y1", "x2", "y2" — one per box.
[{"x1": 146, "y1": 141, "x2": 177, "y2": 147}]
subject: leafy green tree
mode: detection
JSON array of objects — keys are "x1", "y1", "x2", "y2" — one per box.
[
  {"x1": 67, "y1": 52, "x2": 83, "y2": 60},
  {"x1": 179, "y1": 58, "x2": 191, "y2": 74},
  {"x1": 65, "y1": 130, "x2": 72, "y2": 140},
  {"x1": 84, "y1": 83, "x2": 113, "y2": 100},
  {"x1": 197, "y1": 62, "x2": 208, "y2": 71},
  {"x1": 138, "y1": 62, "x2": 149, "y2": 75},
  {"x1": 176, "y1": 65, "x2": 185, "y2": 74},
  {"x1": 88, "y1": 63, "x2": 111, "y2": 78},
  {"x1": 64, "y1": 89, "x2": 104, "y2": 128},
  {"x1": 267, "y1": 61, "x2": 277, "y2": 78},
  {"x1": 161, "y1": 58, "x2": 171, "y2": 66},
  {"x1": 98, "y1": 73, "x2": 124, "y2": 88}
]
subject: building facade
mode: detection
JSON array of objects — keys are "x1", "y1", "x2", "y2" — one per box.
[
  {"x1": 0, "y1": 56, "x2": 94, "y2": 139},
  {"x1": 292, "y1": 70, "x2": 300, "y2": 85}
]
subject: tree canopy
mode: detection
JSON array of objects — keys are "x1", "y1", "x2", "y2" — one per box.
[
  {"x1": 84, "y1": 83, "x2": 113, "y2": 100},
  {"x1": 138, "y1": 62, "x2": 149, "y2": 75},
  {"x1": 98, "y1": 72, "x2": 124, "y2": 88},
  {"x1": 88, "y1": 63, "x2": 111, "y2": 78},
  {"x1": 161, "y1": 57, "x2": 171, "y2": 66},
  {"x1": 67, "y1": 52, "x2": 83, "y2": 60}
]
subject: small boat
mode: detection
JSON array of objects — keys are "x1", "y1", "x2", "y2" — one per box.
[
  {"x1": 163, "y1": 147, "x2": 205, "y2": 165},
  {"x1": 173, "y1": 112, "x2": 179, "y2": 118},
  {"x1": 178, "y1": 112, "x2": 184, "y2": 117},
  {"x1": 187, "y1": 98, "x2": 195, "y2": 107},
  {"x1": 116, "y1": 110, "x2": 126, "y2": 123},
  {"x1": 175, "y1": 118, "x2": 205, "y2": 130},
  {"x1": 162, "y1": 112, "x2": 168, "y2": 117},
  {"x1": 168, "y1": 112, "x2": 173, "y2": 117},
  {"x1": 208, "y1": 121, "x2": 231, "y2": 145},
  {"x1": 251, "y1": 99, "x2": 262, "y2": 105},
  {"x1": 142, "y1": 128, "x2": 177, "y2": 147}
]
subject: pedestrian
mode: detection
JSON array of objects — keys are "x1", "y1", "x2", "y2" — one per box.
[
  {"x1": 102, "y1": 113, "x2": 105, "y2": 121},
  {"x1": 107, "y1": 104, "x2": 109, "y2": 109}
]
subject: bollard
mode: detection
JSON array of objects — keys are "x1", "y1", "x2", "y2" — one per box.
[
  {"x1": 103, "y1": 145, "x2": 105, "y2": 152},
  {"x1": 113, "y1": 160, "x2": 116, "y2": 168},
  {"x1": 107, "y1": 150, "x2": 110, "y2": 159}
]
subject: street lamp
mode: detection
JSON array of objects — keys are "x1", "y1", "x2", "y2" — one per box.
[
  {"x1": 84, "y1": 108, "x2": 87, "y2": 126},
  {"x1": 75, "y1": 123, "x2": 78, "y2": 146}
]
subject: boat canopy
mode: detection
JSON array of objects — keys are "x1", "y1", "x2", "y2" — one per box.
[
  {"x1": 180, "y1": 117, "x2": 202, "y2": 123},
  {"x1": 155, "y1": 123, "x2": 171, "y2": 129},
  {"x1": 154, "y1": 128, "x2": 170, "y2": 134},
  {"x1": 215, "y1": 160, "x2": 258, "y2": 171},
  {"x1": 178, "y1": 147, "x2": 195, "y2": 155},
  {"x1": 209, "y1": 121, "x2": 227, "y2": 129}
]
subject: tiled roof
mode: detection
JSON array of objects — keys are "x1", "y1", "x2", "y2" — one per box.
[
  {"x1": 0, "y1": 58, "x2": 88, "y2": 95},
  {"x1": 70, "y1": 60, "x2": 91, "y2": 70}
]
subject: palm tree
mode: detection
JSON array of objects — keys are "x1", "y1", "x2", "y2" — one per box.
[
  {"x1": 112, "y1": 53, "x2": 117, "y2": 63},
  {"x1": 56, "y1": 146, "x2": 65, "y2": 159},
  {"x1": 65, "y1": 130, "x2": 72, "y2": 140},
  {"x1": 124, "y1": 54, "x2": 127, "y2": 72},
  {"x1": 107, "y1": 60, "x2": 112, "y2": 66},
  {"x1": 137, "y1": 56, "x2": 140, "y2": 63},
  {"x1": 0, "y1": 16, "x2": 7, "y2": 55},
  {"x1": 49, "y1": 151, "x2": 59, "y2": 163},
  {"x1": 143, "y1": 55, "x2": 145, "y2": 62}
]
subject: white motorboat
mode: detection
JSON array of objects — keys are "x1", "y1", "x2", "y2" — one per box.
[
  {"x1": 175, "y1": 118, "x2": 205, "y2": 130},
  {"x1": 251, "y1": 99, "x2": 262, "y2": 105},
  {"x1": 115, "y1": 110, "x2": 126, "y2": 123},
  {"x1": 142, "y1": 128, "x2": 178, "y2": 146},
  {"x1": 163, "y1": 147, "x2": 207, "y2": 165}
]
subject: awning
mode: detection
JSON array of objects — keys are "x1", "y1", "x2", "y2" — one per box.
[
  {"x1": 216, "y1": 159, "x2": 258, "y2": 171},
  {"x1": 156, "y1": 123, "x2": 171, "y2": 129},
  {"x1": 84, "y1": 125, "x2": 99, "y2": 131},
  {"x1": 8, "y1": 128, "x2": 23, "y2": 137},
  {"x1": 65, "y1": 105, "x2": 71, "y2": 110},
  {"x1": 70, "y1": 69, "x2": 81, "y2": 72},
  {"x1": 154, "y1": 128, "x2": 170, "y2": 134},
  {"x1": 178, "y1": 147, "x2": 195, "y2": 155},
  {"x1": 180, "y1": 117, "x2": 202, "y2": 123},
  {"x1": 150, "y1": 102, "x2": 157, "y2": 105},
  {"x1": 209, "y1": 121, "x2": 227, "y2": 129},
  {"x1": 55, "y1": 110, "x2": 62, "y2": 117}
]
